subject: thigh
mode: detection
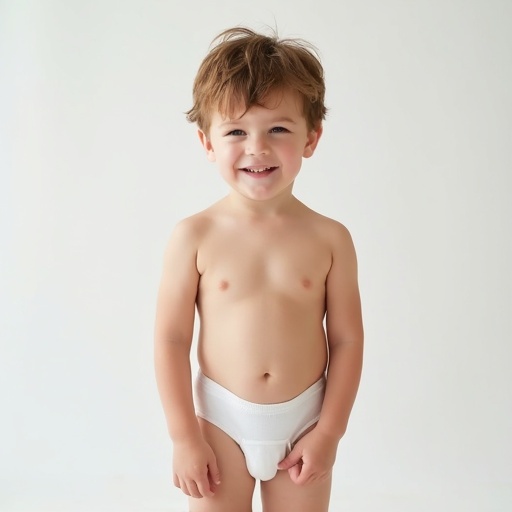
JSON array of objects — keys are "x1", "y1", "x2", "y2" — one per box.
[
  {"x1": 189, "y1": 417, "x2": 255, "y2": 512},
  {"x1": 260, "y1": 468, "x2": 332, "y2": 512}
]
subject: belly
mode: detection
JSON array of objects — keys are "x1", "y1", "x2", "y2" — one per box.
[{"x1": 196, "y1": 296, "x2": 328, "y2": 403}]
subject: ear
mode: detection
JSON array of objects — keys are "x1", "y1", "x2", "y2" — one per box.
[
  {"x1": 198, "y1": 129, "x2": 216, "y2": 162},
  {"x1": 303, "y1": 124, "x2": 323, "y2": 158}
]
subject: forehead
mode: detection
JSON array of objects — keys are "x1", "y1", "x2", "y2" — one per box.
[{"x1": 211, "y1": 89, "x2": 304, "y2": 125}]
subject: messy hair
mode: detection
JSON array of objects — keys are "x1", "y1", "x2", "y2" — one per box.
[{"x1": 186, "y1": 27, "x2": 327, "y2": 133}]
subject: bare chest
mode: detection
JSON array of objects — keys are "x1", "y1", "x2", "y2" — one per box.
[{"x1": 197, "y1": 228, "x2": 332, "y2": 300}]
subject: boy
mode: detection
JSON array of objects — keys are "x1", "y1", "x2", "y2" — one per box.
[{"x1": 154, "y1": 27, "x2": 363, "y2": 512}]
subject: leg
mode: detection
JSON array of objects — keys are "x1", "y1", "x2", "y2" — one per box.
[
  {"x1": 189, "y1": 417, "x2": 255, "y2": 512},
  {"x1": 260, "y1": 468, "x2": 332, "y2": 512}
]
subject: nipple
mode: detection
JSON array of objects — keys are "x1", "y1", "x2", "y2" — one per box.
[{"x1": 301, "y1": 278, "x2": 312, "y2": 289}]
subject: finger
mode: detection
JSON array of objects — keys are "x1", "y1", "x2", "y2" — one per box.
[
  {"x1": 296, "y1": 472, "x2": 311, "y2": 486},
  {"x1": 173, "y1": 473, "x2": 180, "y2": 488},
  {"x1": 295, "y1": 464, "x2": 315, "y2": 486},
  {"x1": 196, "y1": 473, "x2": 215, "y2": 498},
  {"x1": 278, "y1": 447, "x2": 302, "y2": 470},
  {"x1": 177, "y1": 477, "x2": 191, "y2": 496},
  {"x1": 288, "y1": 463, "x2": 301, "y2": 484},
  {"x1": 185, "y1": 479, "x2": 202, "y2": 499},
  {"x1": 208, "y1": 459, "x2": 221, "y2": 485},
  {"x1": 207, "y1": 471, "x2": 219, "y2": 494}
]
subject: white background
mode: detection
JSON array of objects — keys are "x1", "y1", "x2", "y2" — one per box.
[{"x1": 1, "y1": 0, "x2": 511, "y2": 510}]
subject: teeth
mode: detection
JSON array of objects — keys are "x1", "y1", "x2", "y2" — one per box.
[{"x1": 244, "y1": 166, "x2": 274, "y2": 173}]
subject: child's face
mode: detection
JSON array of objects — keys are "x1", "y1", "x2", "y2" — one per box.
[{"x1": 199, "y1": 89, "x2": 322, "y2": 203}]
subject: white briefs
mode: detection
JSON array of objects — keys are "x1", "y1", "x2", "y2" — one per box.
[{"x1": 194, "y1": 371, "x2": 326, "y2": 481}]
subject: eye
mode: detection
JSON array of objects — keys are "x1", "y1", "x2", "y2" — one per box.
[
  {"x1": 269, "y1": 126, "x2": 289, "y2": 133},
  {"x1": 226, "y1": 129, "x2": 246, "y2": 136}
]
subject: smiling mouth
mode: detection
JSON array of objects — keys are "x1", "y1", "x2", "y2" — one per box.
[{"x1": 240, "y1": 166, "x2": 278, "y2": 173}]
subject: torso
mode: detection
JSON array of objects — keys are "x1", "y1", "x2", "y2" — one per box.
[{"x1": 194, "y1": 197, "x2": 334, "y2": 403}]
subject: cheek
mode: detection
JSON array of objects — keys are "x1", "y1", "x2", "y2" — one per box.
[
  {"x1": 216, "y1": 144, "x2": 241, "y2": 166},
  {"x1": 280, "y1": 143, "x2": 305, "y2": 162},
  {"x1": 222, "y1": 146, "x2": 237, "y2": 161}
]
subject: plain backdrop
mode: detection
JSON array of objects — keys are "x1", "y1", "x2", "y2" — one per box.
[{"x1": 1, "y1": 0, "x2": 511, "y2": 511}]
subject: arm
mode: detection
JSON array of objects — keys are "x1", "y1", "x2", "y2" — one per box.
[
  {"x1": 318, "y1": 224, "x2": 364, "y2": 439},
  {"x1": 154, "y1": 219, "x2": 220, "y2": 498},
  {"x1": 278, "y1": 223, "x2": 364, "y2": 484}
]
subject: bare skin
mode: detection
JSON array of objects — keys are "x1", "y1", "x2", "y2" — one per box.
[{"x1": 154, "y1": 92, "x2": 363, "y2": 511}]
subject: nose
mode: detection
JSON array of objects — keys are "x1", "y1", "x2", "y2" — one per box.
[{"x1": 245, "y1": 134, "x2": 269, "y2": 155}]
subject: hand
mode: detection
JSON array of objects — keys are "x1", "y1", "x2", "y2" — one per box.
[
  {"x1": 277, "y1": 427, "x2": 339, "y2": 485},
  {"x1": 172, "y1": 436, "x2": 221, "y2": 498}
]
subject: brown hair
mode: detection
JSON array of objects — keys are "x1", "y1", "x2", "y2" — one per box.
[{"x1": 186, "y1": 27, "x2": 327, "y2": 133}]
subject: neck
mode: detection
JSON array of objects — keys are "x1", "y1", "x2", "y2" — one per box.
[{"x1": 225, "y1": 190, "x2": 299, "y2": 218}]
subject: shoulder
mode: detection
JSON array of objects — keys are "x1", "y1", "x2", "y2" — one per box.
[
  {"x1": 163, "y1": 204, "x2": 228, "y2": 271},
  {"x1": 299, "y1": 208, "x2": 358, "y2": 277},
  {"x1": 302, "y1": 206, "x2": 355, "y2": 250},
  {"x1": 168, "y1": 207, "x2": 217, "y2": 248}
]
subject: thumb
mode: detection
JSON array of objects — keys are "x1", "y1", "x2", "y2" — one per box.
[
  {"x1": 278, "y1": 445, "x2": 302, "y2": 470},
  {"x1": 288, "y1": 461, "x2": 302, "y2": 484},
  {"x1": 208, "y1": 457, "x2": 221, "y2": 485}
]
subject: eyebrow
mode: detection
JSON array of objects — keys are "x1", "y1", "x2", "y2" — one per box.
[
  {"x1": 271, "y1": 117, "x2": 297, "y2": 124},
  {"x1": 218, "y1": 117, "x2": 298, "y2": 128}
]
